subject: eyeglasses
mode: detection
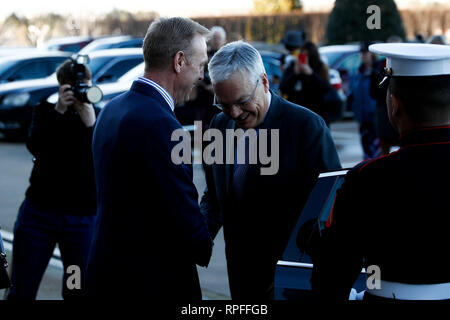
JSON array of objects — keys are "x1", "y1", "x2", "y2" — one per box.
[{"x1": 213, "y1": 78, "x2": 260, "y2": 111}]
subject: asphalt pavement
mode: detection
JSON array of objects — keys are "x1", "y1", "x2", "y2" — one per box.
[{"x1": 0, "y1": 119, "x2": 364, "y2": 300}]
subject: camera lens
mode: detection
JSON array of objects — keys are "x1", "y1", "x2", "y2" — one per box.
[{"x1": 86, "y1": 86, "x2": 103, "y2": 104}]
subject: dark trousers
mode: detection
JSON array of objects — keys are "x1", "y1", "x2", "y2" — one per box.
[
  {"x1": 359, "y1": 121, "x2": 380, "y2": 160},
  {"x1": 7, "y1": 198, "x2": 96, "y2": 300},
  {"x1": 226, "y1": 254, "x2": 276, "y2": 300}
]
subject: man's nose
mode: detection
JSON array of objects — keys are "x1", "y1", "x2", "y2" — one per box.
[{"x1": 230, "y1": 105, "x2": 243, "y2": 118}]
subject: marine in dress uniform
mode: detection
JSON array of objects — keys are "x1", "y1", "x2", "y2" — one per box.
[{"x1": 311, "y1": 43, "x2": 450, "y2": 301}]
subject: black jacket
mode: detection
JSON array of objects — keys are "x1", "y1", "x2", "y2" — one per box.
[
  {"x1": 87, "y1": 81, "x2": 212, "y2": 300},
  {"x1": 25, "y1": 100, "x2": 98, "y2": 215},
  {"x1": 280, "y1": 63, "x2": 332, "y2": 123}
]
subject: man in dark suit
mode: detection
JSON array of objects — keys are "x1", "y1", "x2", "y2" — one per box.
[
  {"x1": 86, "y1": 17, "x2": 213, "y2": 300},
  {"x1": 201, "y1": 41, "x2": 341, "y2": 299}
]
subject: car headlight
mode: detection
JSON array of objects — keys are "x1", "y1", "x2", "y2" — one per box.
[{"x1": 1, "y1": 92, "x2": 31, "y2": 107}]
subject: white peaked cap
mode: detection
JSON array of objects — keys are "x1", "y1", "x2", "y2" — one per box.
[{"x1": 369, "y1": 43, "x2": 450, "y2": 76}]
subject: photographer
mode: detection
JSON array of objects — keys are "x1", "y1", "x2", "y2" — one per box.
[
  {"x1": 279, "y1": 41, "x2": 333, "y2": 126},
  {"x1": 7, "y1": 58, "x2": 100, "y2": 300}
]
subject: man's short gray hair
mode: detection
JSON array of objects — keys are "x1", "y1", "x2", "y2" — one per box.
[
  {"x1": 143, "y1": 17, "x2": 209, "y2": 71},
  {"x1": 208, "y1": 41, "x2": 266, "y2": 84},
  {"x1": 210, "y1": 26, "x2": 226, "y2": 39}
]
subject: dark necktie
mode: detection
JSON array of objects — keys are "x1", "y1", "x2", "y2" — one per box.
[{"x1": 232, "y1": 135, "x2": 250, "y2": 201}]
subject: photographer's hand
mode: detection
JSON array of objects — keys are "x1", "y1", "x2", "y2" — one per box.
[
  {"x1": 72, "y1": 100, "x2": 96, "y2": 128},
  {"x1": 55, "y1": 84, "x2": 74, "y2": 114},
  {"x1": 294, "y1": 59, "x2": 313, "y2": 76}
]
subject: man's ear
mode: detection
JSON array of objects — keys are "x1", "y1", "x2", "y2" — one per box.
[
  {"x1": 173, "y1": 51, "x2": 185, "y2": 74},
  {"x1": 390, "y1": 93, "x2": 403, "y2": 117},
  {"x1": 261, "y1": 73, "x2": 270, "y2": 93}
]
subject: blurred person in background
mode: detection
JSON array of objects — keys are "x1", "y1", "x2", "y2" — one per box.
[
  {"x1": 414, "y1": 33, "x2": 425, "y2": 43},
  {"x1": 7, "y1": 59, "x2": 99, "y2": 300},
  {"x1": 194, "y1": 25, "x2": 227, "y2": 129},
  {"x1": 280, "y1": 30, "x2": 305, "y2": 72},
  {"x1": 370, "y1": 35, "x2": 402, "y2": 156},
  {"x1": 208, "y1": 26, "x2": 227, "y2": 59},
  {"x1": 348, "y1": 41, "x2": 380, "y2": 159},
  {"x1": 176, "y1": 26, "x2": 227, "y2": 170},
  {"x1": 279, "y1": 40, "x2": 334, "y2": 125}
]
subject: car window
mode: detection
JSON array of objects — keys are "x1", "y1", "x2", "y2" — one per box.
[
  {"x1": 336, "y1": 53, "x2": 361, "y2": 76},
  {"x1": 87, "y1": 56, "x2": 114, "y2": 77},
  {"x1": 89, "y1": 43, "x2": 111, "y2": 52},
  {"x1": 116, "y1": 40, "x2": 143, "y2": 48},
  {"x1": 60, "y1": 43, "x2": 85, "y2": 53},
  {"x1": 281, "y1": 173, "x2": 346, "y2": 264},
  {"x1": 321, "y1": 51, "x2": 347, "y2": 67},
  {"x1": 118, "y1": 62, "x2": 145, "y2": 83},
  {"x1": 0, "y1": 59, "x2": 17, "y2": 79},
  {"x1": 49, "y1": 58, "x2": 70, "y2": 74},
  {"x1": 95, "y1": 58, "x2": 143, "y2": 83},
  {"x1": 8, "y1": 60, "x2": 53, "y2": 81}
]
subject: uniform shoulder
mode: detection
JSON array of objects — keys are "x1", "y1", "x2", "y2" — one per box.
[{"x1": 351, "y1": 150, "x2": 401, "y2": 176}]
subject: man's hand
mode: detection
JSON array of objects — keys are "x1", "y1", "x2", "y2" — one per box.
[
  {"x1": 55, "y1": 84, "x2": 96, "y2": 127},
  {"x1": 294, "y1": 59, "x2": 314, "y2": 76},
  {"x1": 55, "y1": 84, "x2": 74, "y2": 114},
  {"x1": 72, "y1": 100, "x2": 96, "y2": 128}
]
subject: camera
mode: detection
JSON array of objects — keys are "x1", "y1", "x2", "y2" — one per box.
[{"x1": 68, "y1": 54, "x2": 103, "y2": 104}]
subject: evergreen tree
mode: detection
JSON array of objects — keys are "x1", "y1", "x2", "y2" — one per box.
[{"x1": 325, "y1": 0, "x2": 406, "y2": 44}]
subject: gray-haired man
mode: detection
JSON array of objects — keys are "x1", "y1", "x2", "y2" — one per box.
[{"x1": 200, "y1": 41, "x2": 341, "y2": 299}]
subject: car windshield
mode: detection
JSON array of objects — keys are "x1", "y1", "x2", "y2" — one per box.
[
  {"x1": 118, "y1": 62, "x2": 144, "y2": 83},
  {"x1": 320, "y1": 51, "x2": 347, "y2": 67},
  {"x1": 0, "y1": 59, "x2": 17, "y2": 77},
  {"x1": 87, "y1": 56, "x2": 114, "y2": 76}
]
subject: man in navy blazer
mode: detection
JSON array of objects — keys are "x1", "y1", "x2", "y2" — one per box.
[
  {"x1": 201, "y1": 41, "x2": 341, "y2": 299},
  {"x1": 86, "y1": 17, "x2": 213, "y2": 300}
]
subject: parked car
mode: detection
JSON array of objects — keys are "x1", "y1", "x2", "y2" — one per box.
[
  {"x1": 260, "y1": 50, "x2": 283, "y2": 93},
  {"x1": 328, "y1": 68, "x2": 348, "y2": 119},
  {"x1": 0, "y1": 49, "x2": 143, "y2": 138},
  {"x1": 79, "y1": 36, "x2": 144, "y2": 55},
  {"x1": 86, "y1": 48, "x2": 143, "y2": 84},
  {"x1": 66, "y1": 62, "x2": 145, "y2": 110},
  {"x1": 319, "y1": 44, "x2": 387, "y2": 119},
  {"x1": 319, "y1": 45, "x2": 361, "y2": 95},
  {"x1": 319, "y1": 44, "x2": 385, "y2": 95},
  {"x1": 0, "y1": 51, "x2": 71, "y2": 84},
  {"x1": 274, "y1": 169, "x2": 368, "y2": 300},
  {"x1": 0, "y1": 76, "x2": 58, "y2": 138},
  {"x1": 0, "y1": 46, "x2": 40, "y2": 57},
  {"x1": 41, "y1": 35, "x2": 94, "y2": 53},
  {"x1": 47, "y1": 63, "x2": 144, "y2": 109}
]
